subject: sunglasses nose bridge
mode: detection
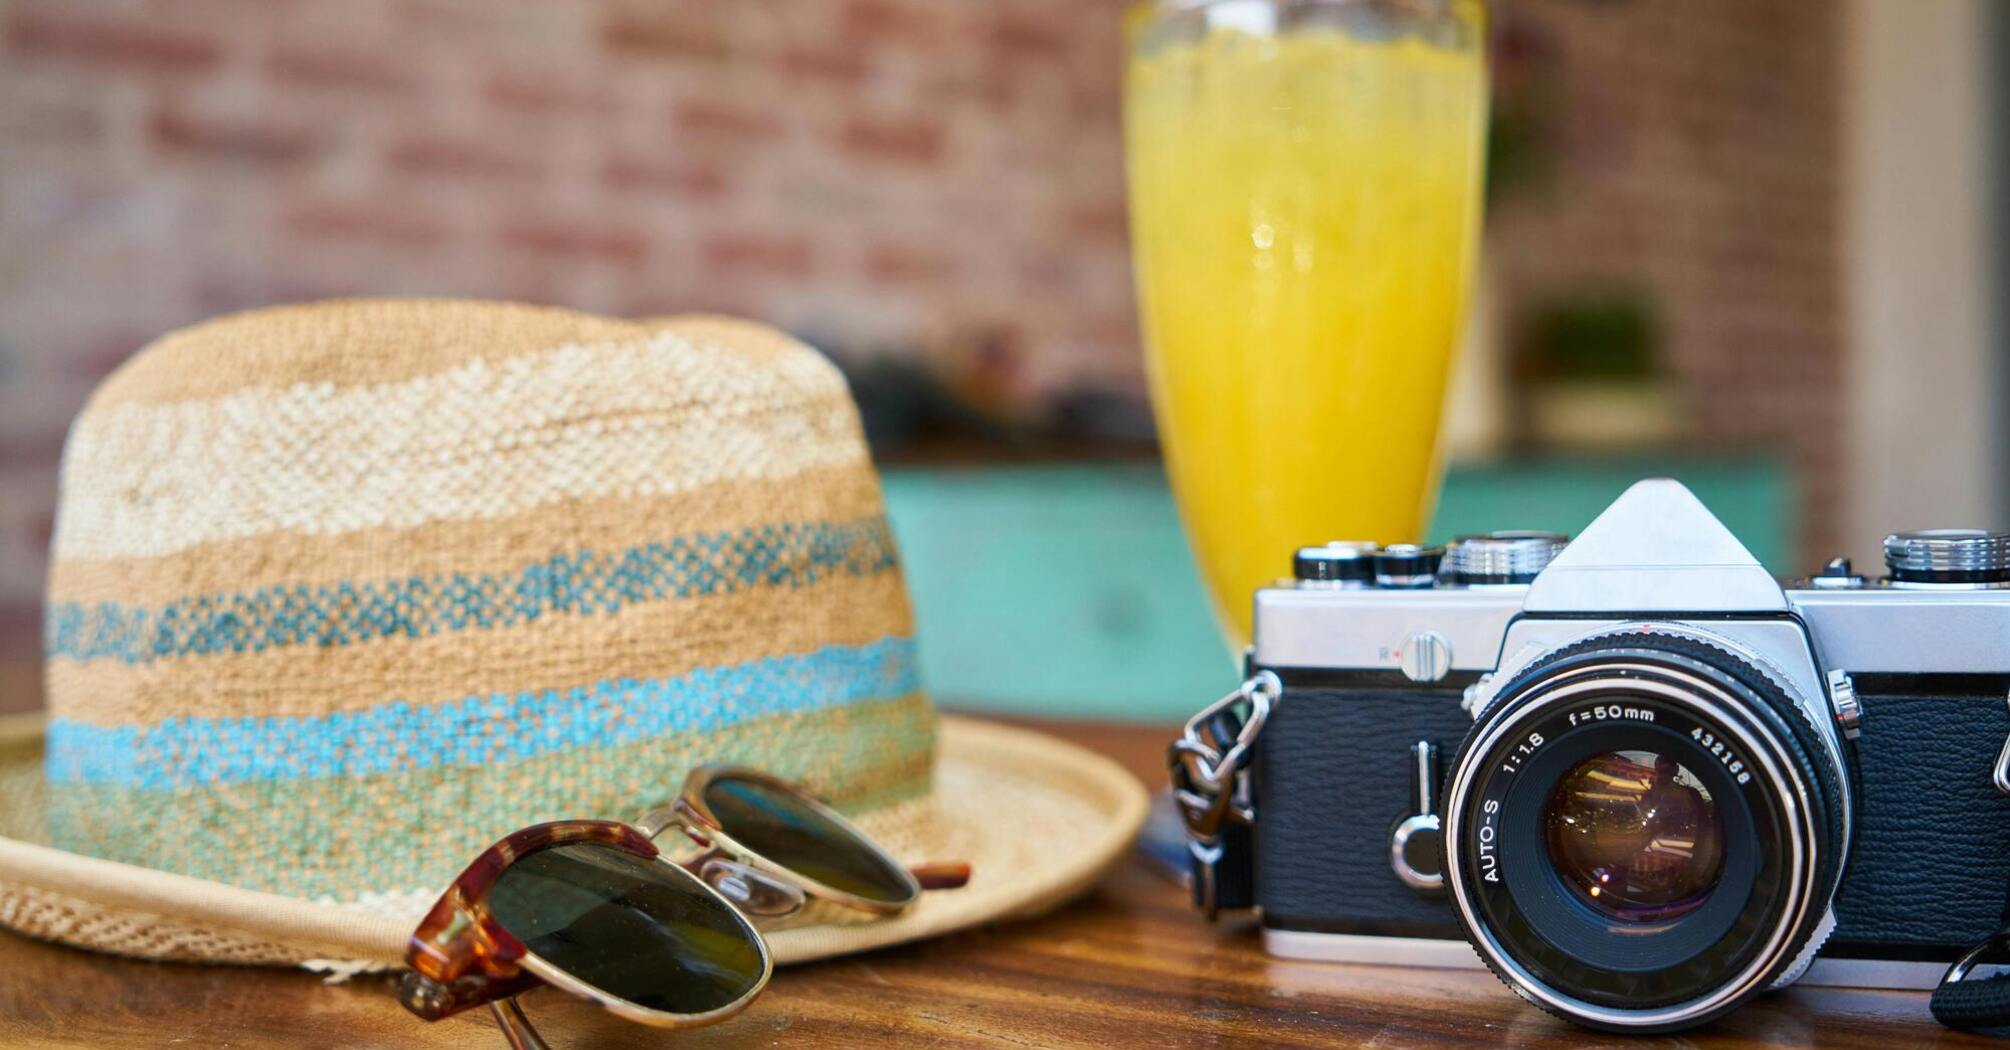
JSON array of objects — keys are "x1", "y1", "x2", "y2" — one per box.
[{"x1": 696, "y1": 856, "x2": 807, "y2": 918}]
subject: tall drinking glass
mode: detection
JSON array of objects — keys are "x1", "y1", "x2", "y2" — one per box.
[{"x1": 1125, "y1": 0, "x2": 1489, "y2": 647}]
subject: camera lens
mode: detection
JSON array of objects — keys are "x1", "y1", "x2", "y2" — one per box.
[
  {"x1": 1543, "y1": 750, "x2": 1725, "y2": 924},
  {"x1": 1441, "y1": 628, "x2": 1848, "y2": 1033}
]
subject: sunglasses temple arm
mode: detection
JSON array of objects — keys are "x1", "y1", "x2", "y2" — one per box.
[
  {"x1": 489, "y1": 997, "x2": 551, "y2": 1050},
  {"x1": 911, "y1": 860, "x2": 972, "y2": 891}
]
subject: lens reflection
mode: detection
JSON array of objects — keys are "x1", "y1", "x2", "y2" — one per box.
[
  {"x1": 703, "y1": 774, "x2": 916, "y2": 906},
  {"x1": 1543, "y1": 750, "x2": 1725, "y2": 924}
]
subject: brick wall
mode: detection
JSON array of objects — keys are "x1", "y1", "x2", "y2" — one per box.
[
  {"x1": 0, "y1": 0, "x2": 1844, "y2": 671},
  {"x1": 1484, "y1": 0, "x2": 1844, "y2": 566}
]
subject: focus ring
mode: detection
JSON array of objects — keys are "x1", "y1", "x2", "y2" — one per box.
[{"x1": 1448, "y1": 627, "x2": 1849, "y2": 1032}]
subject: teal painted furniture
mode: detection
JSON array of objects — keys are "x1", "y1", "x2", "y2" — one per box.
[{"x1": 881, "y1": 458, "x2": 1791, "y2": 722}]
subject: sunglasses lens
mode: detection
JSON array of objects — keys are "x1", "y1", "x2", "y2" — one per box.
[
  {"x1": 702, "y1": 773, "x2": 917, "y2": 906},
  {"x1": 488, "y1": 842, "x2": 765, "y2": 1017}
]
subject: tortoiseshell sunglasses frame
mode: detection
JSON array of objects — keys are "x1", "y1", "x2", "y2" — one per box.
[
  {"x1": 397, "y1": 766, "x2": 969, "y2": 1047},
  {"x1": 397, "y1": 819, "x2": 773, "y2": 1031}
]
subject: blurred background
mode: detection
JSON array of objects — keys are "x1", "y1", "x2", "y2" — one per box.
[{"x1": 0, "y1": 0, "x2": 2002, "y2": 720}]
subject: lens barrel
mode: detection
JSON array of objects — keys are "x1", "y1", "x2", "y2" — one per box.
[{"x1": 1441, "y1": 629, "x2": 1848, "y2": 1033}]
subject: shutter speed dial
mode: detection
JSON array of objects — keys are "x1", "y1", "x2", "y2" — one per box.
[
  {"x1": 1442, "y1": 531, "x2": 1569, "y2": 584},
  {"x1": 1883, "y1": 529, "x2": 2010, "y2": 586}
]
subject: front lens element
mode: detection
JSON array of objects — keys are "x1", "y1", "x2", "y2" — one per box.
[
  {"x1": 488, "y1": 842, "x2": 766, "y2": 1017},
  {"x1": 1544, "y1": 750, "x2": 1725, "y2": 924},
  {"x1": 703, "y1": 773, "x2": 917, "y2": 906}
]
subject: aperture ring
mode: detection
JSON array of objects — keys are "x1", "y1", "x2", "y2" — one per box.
[{"x1": 1442, "y1": 633, "x2": 1848, "y2": 1033}]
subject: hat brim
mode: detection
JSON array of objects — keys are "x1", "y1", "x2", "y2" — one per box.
[{"x1": 0, "y1": 713, "x2": 1147, "y2": 970}]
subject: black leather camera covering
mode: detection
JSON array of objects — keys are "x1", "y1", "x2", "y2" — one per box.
[
  {"x1": 1252, "y1": 673, "x2": 2010, "y2": 957},
  {"x1": 1830, "y1": 678, "x2": 2010, "y2": 954},
  {"x1": 1253, "y1": 681, "x2": 1473, "y2": 937}
]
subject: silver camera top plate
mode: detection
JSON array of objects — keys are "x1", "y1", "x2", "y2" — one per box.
[{"x1": 1252, "y1": 477, "x2": 2010, "y2": 677}]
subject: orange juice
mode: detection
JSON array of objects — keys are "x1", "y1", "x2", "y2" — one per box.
[{"x1": 1125, "y1": 3, "x2": 1488, "y2": 645}]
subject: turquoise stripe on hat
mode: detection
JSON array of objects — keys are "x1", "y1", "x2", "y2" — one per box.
[
  {"x1": 43, "y1": 694, "x2": 936, "y2": 902},
  {"x1": 45, "y1": 635, "x2": 919, "y2": 789},
  {"x1": 44, "y1": 516, "x2": 898, "y2": 666}
]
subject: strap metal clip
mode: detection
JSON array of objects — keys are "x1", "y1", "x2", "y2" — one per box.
[
  {"x1": 1945, "y1": 929, "x2": 2010, "y2": 987},
  {"x1": 1932, "y1": 926, "x2": 2010, "y2": 1031},
  {"x1": 1167, "y1": 670, "x2": 1279, "y2": 918}
]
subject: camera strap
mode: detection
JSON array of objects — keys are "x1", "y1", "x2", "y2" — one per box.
[
  {"x1": 1931, "y1": 904, "x2": 2010, "y2": 1032},
  {"x1": 1167, "y1": 671, "x2": 1278, "y2": 918}
]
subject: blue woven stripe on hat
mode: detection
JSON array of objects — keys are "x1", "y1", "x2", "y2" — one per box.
[
  {"x1": 44, "y1": 516, "x2": 899, "y2": 666},
  {"x1": 45, "y1": 635, "x2": 920, "y2": 789}
]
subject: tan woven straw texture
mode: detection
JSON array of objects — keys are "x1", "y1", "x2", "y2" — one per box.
[
  {"x1": 0, "y1": 713, "x2": 1145, "y2": 968},
  {"x1": 13, "y1": 299, "x2": 1147, "y2": 970}
]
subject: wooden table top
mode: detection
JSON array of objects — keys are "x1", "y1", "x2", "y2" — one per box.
[{"x1": 0, "y1": 717, "x2": 1990, "y2": 1049}]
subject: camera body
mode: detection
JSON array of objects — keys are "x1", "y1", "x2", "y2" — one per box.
[{"x1": 1247, "y1": 479, "x2": 2010, "y2": 1031}]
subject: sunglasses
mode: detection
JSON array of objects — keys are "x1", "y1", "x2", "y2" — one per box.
[{"x1": 397, "y1": 766, "x2": 969, "y2": 1048}]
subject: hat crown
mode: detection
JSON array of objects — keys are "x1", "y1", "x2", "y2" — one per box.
[{"x1": 42, "y1": 300, "x2": 931, "y2": 908}]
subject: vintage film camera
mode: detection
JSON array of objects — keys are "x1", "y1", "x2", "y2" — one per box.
[{"x1": 1172, "y1": 479, "x2": 2010, "y2": 1031}]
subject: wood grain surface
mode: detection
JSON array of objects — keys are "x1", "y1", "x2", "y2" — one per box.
[{"x1": 0, "y1": 715, "x2": 1991, "y2": 1049}]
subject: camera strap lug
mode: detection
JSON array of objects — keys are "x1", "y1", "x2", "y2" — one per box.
[
  {"x1": 1168, "y1": 670, "x2": 1279, "y2": 919},
  {"x1": 1993, "y1": 686, "x2": 2010, "y2": 797}
]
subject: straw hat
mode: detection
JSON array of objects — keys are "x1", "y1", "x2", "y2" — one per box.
[{"x1": 2, "y1": 299, "x2": 1146, "y2": 972}]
